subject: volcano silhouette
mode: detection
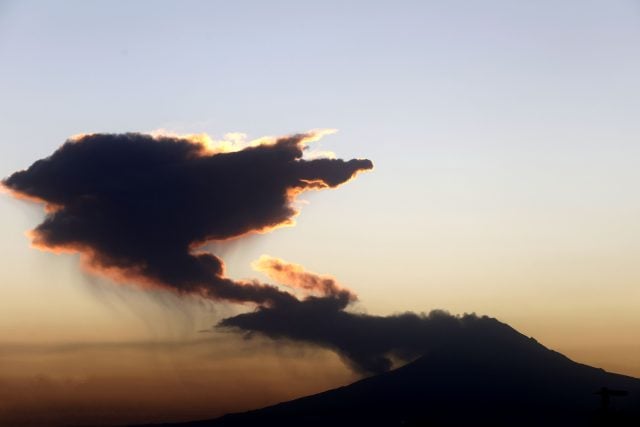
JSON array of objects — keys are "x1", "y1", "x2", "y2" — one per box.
[{"x1": 146, "y1": 317, "x2": 640, "y2": 427}]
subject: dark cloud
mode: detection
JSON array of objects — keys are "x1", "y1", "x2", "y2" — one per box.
[
  {"x1": 3, "y1": 132, "x2": 372, "y2": 306},
  {"x1": 219, "y1": 297, "x2": 482, "y2": 375},
  {"x1": 5, "y1": 130, "x2": 464, "y2": 377},
  {"x1": 4, "y1": 130, "x2": 479, "y2": 378}
]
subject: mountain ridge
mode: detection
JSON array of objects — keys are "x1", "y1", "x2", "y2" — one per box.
[{"x1": 138, "y1": 316, "x2": 640, "y2": 427}]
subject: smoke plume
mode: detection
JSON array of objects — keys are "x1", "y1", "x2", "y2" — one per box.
[
  {"x1": 5, "y1": 130, "x2": 479, "y2": 376},
  {"x1": 219, "y1": 294, "x2": 482, "y2": 375},
  {"x1": 3, "y1": 131, "x2": 372, "y2": 307}
]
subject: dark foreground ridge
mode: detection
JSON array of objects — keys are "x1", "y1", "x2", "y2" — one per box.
[{"x1": 138, "y1": 317, "x2": 640, "y2": 427}]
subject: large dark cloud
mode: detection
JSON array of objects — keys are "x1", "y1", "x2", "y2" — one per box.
[
  {"x1": 6, "y1": 130, "x2": 470, "y2": 377},
  {"x1": 219, "y1": 298, "x2": 483, "y2": 375},
  {"x1": 3, "y1": 132, "x2": 372, "y2": 306}
]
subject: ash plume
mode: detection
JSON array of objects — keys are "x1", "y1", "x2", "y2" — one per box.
[
  {"x1": 3, "y1": 131, "x2": 372, "y2": 306},
  {"x1": 218, "y1": 257, "x2": 476, "y2": 375},
  {"x1": 4, "y1": 130, "x2": 473, "y2": 377},
  {"x1": 219, "y1": 295, "x2": 480, "y2": 375}
]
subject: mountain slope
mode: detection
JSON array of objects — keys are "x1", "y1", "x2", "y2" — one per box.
[{"x1": 149, "y1": 317, "x2": 640, "y2": 427}]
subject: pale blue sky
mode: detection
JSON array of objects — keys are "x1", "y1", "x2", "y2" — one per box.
[{"x1": 1, "y1": 0, "x2": 639, "y2": 375}]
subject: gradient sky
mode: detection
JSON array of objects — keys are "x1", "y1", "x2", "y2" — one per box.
[{"x1": 1, "y1": 1, "x2": 639, "y2": 425}]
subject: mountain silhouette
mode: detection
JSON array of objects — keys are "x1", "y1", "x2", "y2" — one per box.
[{"x1": 142, "y1": 317, "x2": 640, "y2": 427}]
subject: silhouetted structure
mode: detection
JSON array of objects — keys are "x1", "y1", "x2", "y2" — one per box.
[{"x1": 595, "y1": 386, "x2": 629, "y2": 411}]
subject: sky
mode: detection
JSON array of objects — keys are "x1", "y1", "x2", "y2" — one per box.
[{"x1": 1, "y1": 1, "x2": 639, "y2": 425}]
